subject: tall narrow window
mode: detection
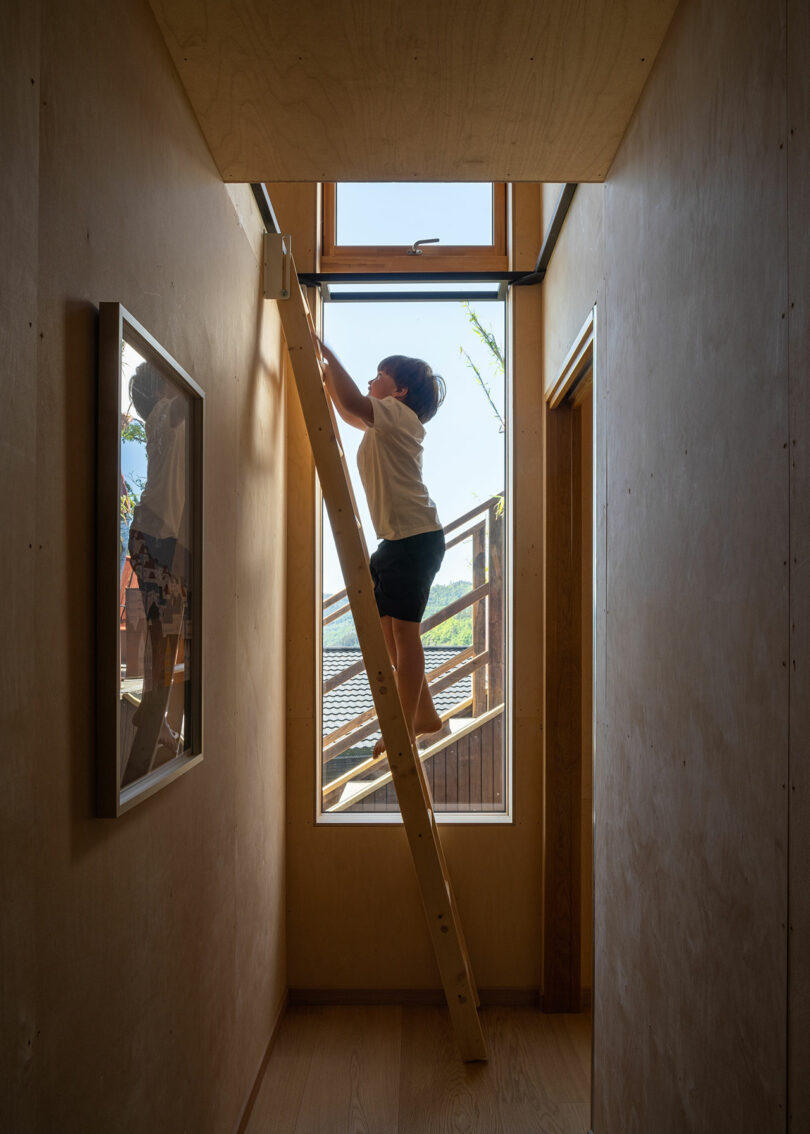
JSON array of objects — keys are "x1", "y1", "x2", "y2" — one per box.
[{"x1": 316, "y1": 183, "x2": 510, "y2": 824}]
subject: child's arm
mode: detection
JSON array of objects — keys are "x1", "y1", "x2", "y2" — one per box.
[{"x1": 315, "y1": 339, "x2": 374, "y2": 429}]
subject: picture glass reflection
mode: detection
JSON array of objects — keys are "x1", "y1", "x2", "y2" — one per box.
[{"x1": 119, "y1": 342, "x2": 192, "y2": 788}]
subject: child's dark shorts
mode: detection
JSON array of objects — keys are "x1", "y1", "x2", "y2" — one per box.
[{"x1": 369, "y1": 528, "x2": 445, "y2": 623}]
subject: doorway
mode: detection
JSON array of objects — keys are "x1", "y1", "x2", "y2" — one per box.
[{"x1": 543, "y1": 310, "x2": 595, "y2": 1017}]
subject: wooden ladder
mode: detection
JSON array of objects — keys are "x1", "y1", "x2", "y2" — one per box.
[{"x1": 279, "y1": 263, "x2": 487, "y2": 1062}]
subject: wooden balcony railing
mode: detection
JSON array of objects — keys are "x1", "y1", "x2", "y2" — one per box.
[{"x1": 321, "y1": 493, "x2": 504, "y2": 809}]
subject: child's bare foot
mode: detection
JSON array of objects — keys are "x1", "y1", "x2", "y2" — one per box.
[
  {"x1": 157, "y1": 721, "x2": 183, "y2": 756},
  {"x1": 373, "y1": 734, "x2": 406, "y2": 757},
  {"x1": 372, "y1": 712, "x2": 443, "y2": 758},
  {"x1": 418, "y1": 720, "x2": 451, "y2": 750},
  {"x1": 133, "y1": 702, "x2": 182, "y2": 756},
  {"x1": 373, "y1": 728, "x2": 419, "y2": 758},
  {"x1": 414, "y1": 710, "x2": 443, "y2": 737}
]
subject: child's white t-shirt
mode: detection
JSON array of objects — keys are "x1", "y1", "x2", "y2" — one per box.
[
  {"x1": 136, "y1": 397, "x2": 187, "y2": 540},
  {"x1": 356, "y1": 396, "x2": 442, "y2": 541}
]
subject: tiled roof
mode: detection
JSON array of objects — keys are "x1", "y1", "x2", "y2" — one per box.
[{"x1": 322, "y1": 647, "x2": 471, "y2": 744}]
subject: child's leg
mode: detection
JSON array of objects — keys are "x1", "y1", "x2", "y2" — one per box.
[
  {"x1": 391, "y1": 618, "x2": 442, "y2": 738},
  {"x1": 373, "y1": 616, "x2": 400, "y2": 757},
  {"x1": 380, "y1": 615, "x2": 397, "y2": 666},
  {"x1": 414, "y1": 675, "x2": 443, "y2": 736},
  {"x1": 373, "y1": 616, "x2": 442, "y2": 756}
]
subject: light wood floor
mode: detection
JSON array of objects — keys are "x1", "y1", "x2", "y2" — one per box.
[{"x1": 245, "y1": 1004, "x2": 591, "y2": 1134}]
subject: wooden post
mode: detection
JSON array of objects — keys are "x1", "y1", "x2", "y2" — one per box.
[
  {"x1": 472, "y1": 524, "x2": 486, "y2": 714},
  {"x1": 487, "y1": 500, "x2": 504, "y2": 710}
]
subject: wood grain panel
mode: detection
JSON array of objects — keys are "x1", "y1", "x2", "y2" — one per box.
[
  {"x1": 398, "y1": 1006, "x2": 503, "y2": 1133},
  {"x1": 594, "y1": 0, "x2": 789, "y2": 1127},
  {"x1": 292, "y1": 1006, "x2": 401, "y2": 1133},
  {"x1": 246, "y1": 1005, "x2": 591, "y2": 1133},
  {"x1": 787, "y1": 0, "x2": 810, "y2": 1125},
  {"x1": 148, "y1": 0, "x2": 679, "y2": 182},
  {"x1": 245, "y1": 1006, "x2": 320, "y2": 1132},
  {"x1": 487, "y1": 1008, "x2": 589, "y2": 1131}
]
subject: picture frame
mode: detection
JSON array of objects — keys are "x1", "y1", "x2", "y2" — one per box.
[{"x1": 97, "y1": 302, "x2": 204, "y2": 816}]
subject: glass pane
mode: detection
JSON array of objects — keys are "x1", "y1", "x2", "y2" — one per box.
[
  {"x1": 326, "y1": 282, "x2": 499, "y2": 299},
  {"x1": 120, "y1": 341, "x2": 192, "y2": 788},
  {"x1": 319, "y1": 298, "x2": 507, "y2": 819},
  {"x1": 336, "y1": 183, "x2": 494, "y2": 246}
]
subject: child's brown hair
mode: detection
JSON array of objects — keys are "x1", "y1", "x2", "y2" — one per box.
[{"x1": 378, "y1": 355, "x2": 446, "y2": 423}]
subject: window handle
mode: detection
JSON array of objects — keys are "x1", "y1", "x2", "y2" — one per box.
[{"x1": 408, "y1": 237, "x2": 440, "y2": 256}]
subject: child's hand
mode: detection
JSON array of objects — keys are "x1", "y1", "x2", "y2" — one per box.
[{"x1": 311, "y1": 333, "x2": 328, "y2": 364}]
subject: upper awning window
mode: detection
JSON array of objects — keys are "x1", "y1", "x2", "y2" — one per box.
[
  {"x1": 336, "y1": 183, "x2": 494, "y2": 246},
  {"x1": 322, "y1": 182, "x2": 507, "y2": 272}
]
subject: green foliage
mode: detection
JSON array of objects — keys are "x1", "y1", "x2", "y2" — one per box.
[
  {"x1": 321, "y1": 612, "x2": 360, "y2": 649},
  {"x1": 120, "y1": 485, "x2": 134, "y2": 523},
  {"x1": 460, "y1": 302, "x2": 505, "y2": 432},
  {"x1": 121, "y1": 418, "x2": 146, "y2": 445},
  {"x1": 420, "y1": 613, "x2": 471, "y2": 648},
  {"x1": 120, "y1": 417, "x2": 146, "y2": 553},
  {"x1": 421, "y1": 580, "x2": 471, "y2": 646},
  {"x1": 322, "y1": 580, "x2": 474, "y2": 649}
]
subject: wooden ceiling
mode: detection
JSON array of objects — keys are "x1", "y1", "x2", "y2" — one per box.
[{"x1": 149, "y1": 0, "x2": 680, "y2": 183}]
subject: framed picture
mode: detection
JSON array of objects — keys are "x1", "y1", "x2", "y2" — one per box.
[{"x1": 97, "y1": 303, "x2": 203, "y2": 816}]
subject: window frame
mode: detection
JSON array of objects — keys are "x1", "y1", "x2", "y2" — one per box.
[
  {"x1": 315, "y1": 295, "x2": 511, "y2": 826},
  {"x1": 321, "y1": 182, "x2": 508, "y2": 273}
]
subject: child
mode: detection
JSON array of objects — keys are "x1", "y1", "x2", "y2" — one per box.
[
  {"x1": 316, "y1": 338, "x2": 446, "y2": 756},
  {"x1": 125, "y1": 362, "x2": 189, "y2": 781}
]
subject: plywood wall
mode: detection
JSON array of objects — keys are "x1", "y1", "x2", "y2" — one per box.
[
  {"x1": 542, "y1": 0, "x2": 802, "y2": 1126},
  {"x1": 1, "y1": 1, "x2": 287, "y2": 1128}
]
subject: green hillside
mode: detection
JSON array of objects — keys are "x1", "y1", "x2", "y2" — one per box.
[{"x1": 323, "y1": 580, "x2": 473, "y2": 649}]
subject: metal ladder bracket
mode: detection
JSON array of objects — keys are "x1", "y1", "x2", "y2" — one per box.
[{"x1": 263, "y1": 232, "x2": 292, "y2": 300}]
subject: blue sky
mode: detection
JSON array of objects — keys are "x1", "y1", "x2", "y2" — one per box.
[
  {"x1": 337, "y1": 182, "x2": 494, "y2": 246},
  {"x1": 121, "y1": 342, "x2": 148, "y2": 492}
]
